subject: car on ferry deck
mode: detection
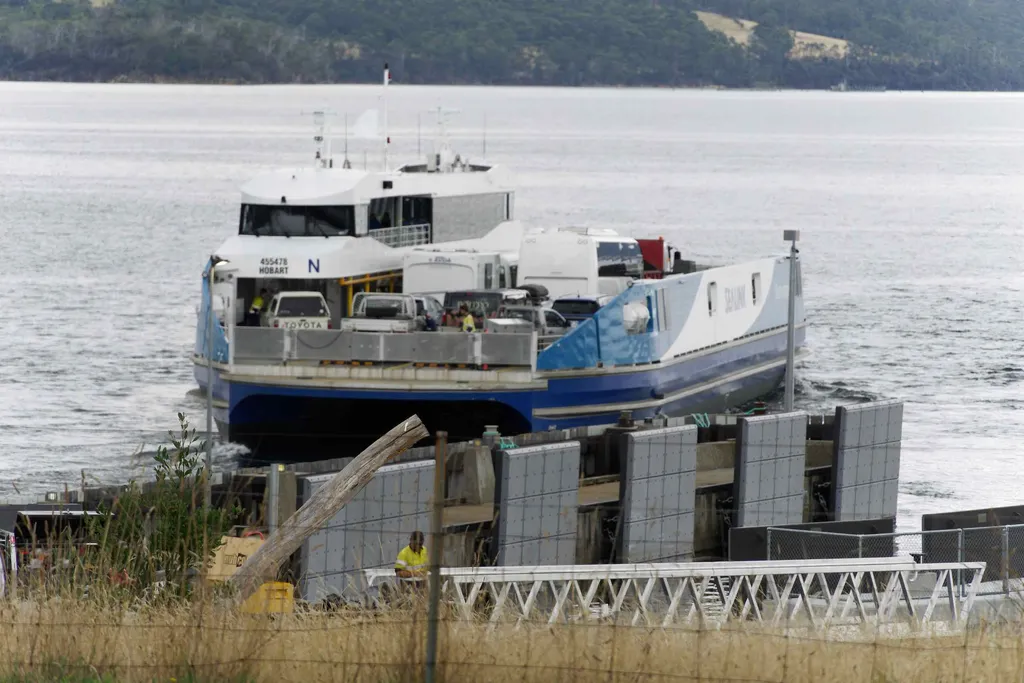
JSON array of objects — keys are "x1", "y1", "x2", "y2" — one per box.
[{"x1": 551, "y1": 293, "x2": 614, "y2": 325}]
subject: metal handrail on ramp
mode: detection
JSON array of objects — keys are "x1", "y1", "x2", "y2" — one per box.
[{"x1": 364, "y1": 558, "x2": 985, "y2": 629}]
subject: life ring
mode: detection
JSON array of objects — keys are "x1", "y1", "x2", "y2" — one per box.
[{"x1": 242, "y1": 530, "x2": 265, "y2": 539}]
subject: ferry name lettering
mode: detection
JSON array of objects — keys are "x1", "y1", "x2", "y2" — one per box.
[
  {"x1": 724, "y1": 285, "x2": 747, "y2": 313},
  {"x1": 259, "y1": 257, "x2": 289, "y2": 275}
]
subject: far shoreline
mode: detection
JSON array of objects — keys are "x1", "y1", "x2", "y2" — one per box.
[{"x1": 2, "y1": 77, "x2": 1016, "y2": 94}]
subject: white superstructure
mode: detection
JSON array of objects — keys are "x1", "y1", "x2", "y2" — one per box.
[{"x1": 200, "y1": 64, "x2": 517, "y2": 327}]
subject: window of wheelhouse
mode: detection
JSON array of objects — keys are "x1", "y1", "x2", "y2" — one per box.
[
  {"x1": 239, "y1": 204, "x2": 356, "y2": 237},
  {"x1": 400, "y1": 196, "x2": 433, "y2": 227}
]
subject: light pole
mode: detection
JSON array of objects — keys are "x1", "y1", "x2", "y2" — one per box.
[
  {"x1": 783, "y1": 230, "x2": 799, "y2": 413},
  {"x1": 205, "y1": 256, "x2": 230, "y2": 508}
]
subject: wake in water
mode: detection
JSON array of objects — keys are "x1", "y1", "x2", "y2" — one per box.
[
  {"x1": 967, "y1": 364, "x2": 1024, "y2": 387},
  {"x1": 734, "y1": 377, "x2": 881, "y2": 416},
  {"x1": 801, "y1": 379, "x2": 882, "y2": 406},
  {"x1": 901, "y1": 480, "x2": 961, "y2": 501}
]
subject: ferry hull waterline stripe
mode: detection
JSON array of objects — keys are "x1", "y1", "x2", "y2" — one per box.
[{"x1": 193, "y1": 254, "x2": 806, "y2": 460}]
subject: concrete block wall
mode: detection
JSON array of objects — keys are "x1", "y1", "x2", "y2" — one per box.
[
  {"x1": 734, "y1": 412, "x2": 808, "y2": 528},
  {"x1": 492, "y1": 442, "x2": 580, "y2": 565},
  {"x1": 619, "y1": 426, "x2": 698, "y2": 562}
]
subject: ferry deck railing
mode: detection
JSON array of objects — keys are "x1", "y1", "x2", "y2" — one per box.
[
  {"x1": 231, "y1": 326, "x2": 538, "y2": 369},
  {"x1": 368, "y1": 223, "x2": 431, "y2": 248},
  {"x1": 360, "y1": 558, "x2": 985, "y2": 629}
]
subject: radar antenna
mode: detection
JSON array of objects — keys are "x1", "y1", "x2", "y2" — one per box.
[
  {"x1": 425, "y1": 105, "x2": 462, "y2": 172},
  {"x1": 301, "y1": 108, "x2": 337, "y2": 169}
]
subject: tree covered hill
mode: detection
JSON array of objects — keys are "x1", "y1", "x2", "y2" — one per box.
[{"x1": 1, "y1": 0, "x2": 1024, "y2": 89}]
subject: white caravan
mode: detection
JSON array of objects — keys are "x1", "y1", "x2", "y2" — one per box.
[
  {"x1": 401, "y1": 220, "x2": 523, "y2": 300},
  {"x1": 516, "y1": 227, "x2": 643, "y2": 301}
]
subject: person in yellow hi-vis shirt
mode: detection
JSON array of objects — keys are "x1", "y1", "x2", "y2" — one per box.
[
  {"x1": 458, "y1": 305, "x2": 476, "y2": 332},
  {"x1": 395, "y1": 530, "x2": 428, "y2": 591}
]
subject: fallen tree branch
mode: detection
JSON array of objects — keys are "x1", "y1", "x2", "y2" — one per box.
[{"x1": 229, "y1": 415, "x2": 430, "y2": 602}]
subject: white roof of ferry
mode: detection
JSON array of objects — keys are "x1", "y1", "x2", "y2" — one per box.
[
  {"x1": 241, "y1": 164, "x2": 515, "y2": 206},
  {"x1": 407, "y1": 221, "x2": 526, "y2": 255},
  {"x1": 213, "y1": 220, "x2": 526, "y2": 280},
  {"x1": 213, "y1": 233, "x2": 400, "y2": 279},
  {"x1": 526, "y1": 225, "x2": 636, "y2": 242}
]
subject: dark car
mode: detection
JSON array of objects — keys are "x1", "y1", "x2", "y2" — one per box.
[{"x1": 551, "y1": 294, "x2": 614, "y2": 324}]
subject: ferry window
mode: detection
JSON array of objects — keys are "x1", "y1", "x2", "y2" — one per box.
[
  {"x1": 240, "y1": 204, "x2": 355, "y2": 237},
  {"x1": 752, "y1": 273, "x2": 761, "y2": 304},
  {"x1": 597, "y1": 241, "x2": 643, "y2": 278},
  {"x1": 708, "y1": 282, "x2": 717, "y2": 316},
  {"x1": 400, "y1": 196, "x2": 432, "y2": 227},
  {"x1": 509, "y1": 265, "x2": 518, "y2": 288},
  {"x1": 484, "y1": 263, "x2": 493, "y2": 290},
  {"x1": 505, "y1": 193, "x2": 511, "y2": 220},
  {"x1": 498, "y1": 265, "x2": 507, "y2": 289}
]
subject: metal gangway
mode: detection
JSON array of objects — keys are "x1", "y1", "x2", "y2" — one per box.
[{"x1": 365, "y1": 558, "x2": 985, "y2": 630}]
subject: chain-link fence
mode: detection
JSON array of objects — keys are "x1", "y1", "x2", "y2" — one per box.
[{"x1": 767, "y1": 524, "x2": 1024, "y2": 594}]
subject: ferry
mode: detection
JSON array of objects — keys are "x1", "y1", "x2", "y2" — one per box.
[{"x1": 193, "y1": 75, "x2": 806, "y2": 459}]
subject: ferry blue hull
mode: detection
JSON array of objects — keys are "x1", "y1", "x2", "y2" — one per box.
[{"x1": 195, "y1": 326, "x2": 803, "y2": 460}]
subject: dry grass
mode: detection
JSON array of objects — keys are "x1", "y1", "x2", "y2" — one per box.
[
  {"x1": 3, "y1": 596, "x2": 1024, "y2": 683},
  {"x1": 695, "y1": 10, "x2": 850, "y2": 59}
]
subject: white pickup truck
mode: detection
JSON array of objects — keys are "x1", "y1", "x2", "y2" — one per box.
[
  {"x1": 260, "y1": 291, "x2": 331, "y2": 330},
  {"x1": 495, "y1": 304, "x2": 571, "y2": 336},
  {"x1": 341, "y1": 293, "x2": 422, "y2": 333}
]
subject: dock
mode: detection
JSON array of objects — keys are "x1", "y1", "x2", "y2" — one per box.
[{"x1": 14, "y1": 399, "x2": 929, "y2": 604}]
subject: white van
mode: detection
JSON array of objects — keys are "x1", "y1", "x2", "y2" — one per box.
[
  {"x1": 517, "y1": 227, "x2": 641, "y2": 301},
  {"x1": 261, "y1": 291, "x2": 331, "y2": 330},
  {"x1": 402, "y1": 249, "x2": 516, "y2": 301}
]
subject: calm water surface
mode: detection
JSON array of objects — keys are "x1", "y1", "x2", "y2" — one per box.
[{"x1": 2, "y1": 84, "x2": 1023, "y2": 529}]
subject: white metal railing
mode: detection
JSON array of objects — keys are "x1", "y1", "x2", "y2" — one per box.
[
  {"x1": 364, "y1": 558, "x2": 985, "y2": 629},
  {"x1": 232, "y1": 327, "x2": 538, "y2": 369},
  {"x1": 369, "y1": 223, "x2": 431, "y2": 248}
]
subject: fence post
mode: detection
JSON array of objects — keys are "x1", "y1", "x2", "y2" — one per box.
[
  {"x1": 857, "y1": 534, "x2": 864, "y2": 559},
  {"x1": 425, "y1": 431, "x2": 447, "y2": 683},
  {"x1": 267, "y1": 463, "x2": 281, "y2": 533},
  {"x1": 766, "y1": 528, "x2": 772, "y2": 561},
  {"x1": 1002, "y1": 526, "x2": 1010, "y2": 595},
  {"x1": 0, "y1": 533, "x2": 7, "y2": 599},
  {"x1": 956, "y1": 529, "x2": 964, "y2": 598}
]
